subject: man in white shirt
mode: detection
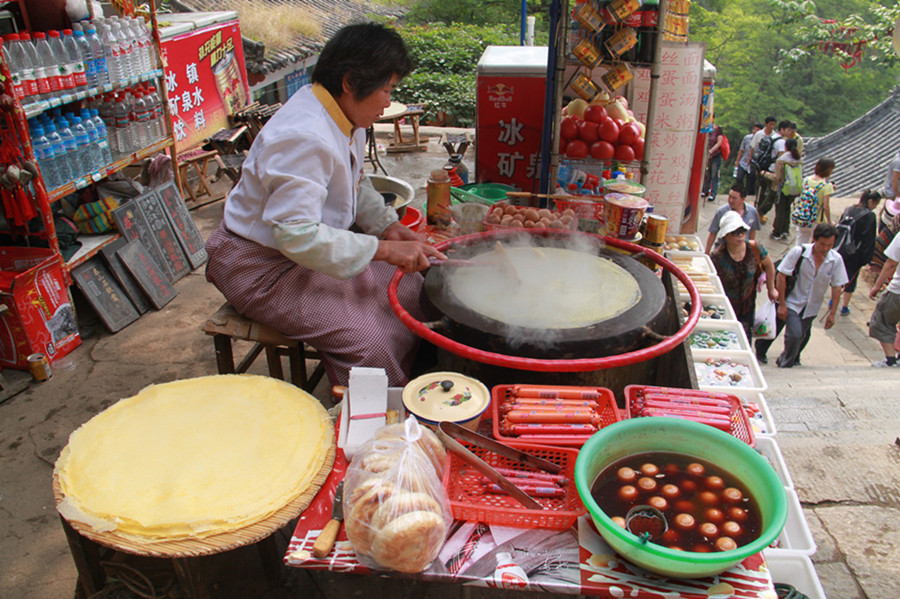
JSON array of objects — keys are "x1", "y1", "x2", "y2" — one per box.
[
  {"x1": 772, "y1": 224, "x2": 847, "y2": 368},
  {"x1": 868, "y1": 233, "x2": 900, "y2": 367},
  {"x1": 205, "y1": 23, "x2": 445, "y2": 386}
]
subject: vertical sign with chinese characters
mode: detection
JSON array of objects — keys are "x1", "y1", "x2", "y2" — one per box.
[
  {"x1": 640, "y1": 42, "x2": 705, "y2": 233},
  {"x1": 475, "y1": 46, "x2": 548, "y2": 192},
  {"x1": 161, "y1": 20, "x2": 249, "y2": 154}
]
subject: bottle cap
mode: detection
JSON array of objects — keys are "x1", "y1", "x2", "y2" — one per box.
[{"x1": 430, "y1": 168, "x2": 450, "y2": 182}]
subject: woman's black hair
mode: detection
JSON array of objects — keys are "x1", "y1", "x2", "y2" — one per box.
[
  {"x1": 858, "y1": 188, "x2": 882, "y2": 207},
  {"x1": 814, "y1": 157, "x2": 835, "y2": 177},
  {"x1": 785, "y1": 137, "x2": 800, "y2": 160},
  {"x1": 312, "y1": 23, "x2": 413, "y2": 100}
]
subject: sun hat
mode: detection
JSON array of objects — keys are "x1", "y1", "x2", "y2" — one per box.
[
  {"x1": 885, "y1": 198, "x2": 900, "y2": 217},
  {"x1": 716, "y1": 210, "x2": 750, "y2": 240}
]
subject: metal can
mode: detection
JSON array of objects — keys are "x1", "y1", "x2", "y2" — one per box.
[
  {"x1": 601, "y1": 63, "x2": 634, "y2": 93},
  {"x1": 644, "y1": 214, "x2": 669, "y2": 245},
  {"x1": 27, "y1": 353, "x2": 51, "y2": 382},
  {"x1": 213, "y1": 50, "x2": 249, "y2": 116}
]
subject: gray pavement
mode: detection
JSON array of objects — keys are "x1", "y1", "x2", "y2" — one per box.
[{"x1": 1, "y1": 129, "x2": 898, "y2": 598}]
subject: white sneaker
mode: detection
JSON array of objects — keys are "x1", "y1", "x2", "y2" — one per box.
[{"x1": 872, "y1": 358, "x2": 898, "y2": 367}]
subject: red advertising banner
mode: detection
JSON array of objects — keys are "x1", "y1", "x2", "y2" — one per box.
[
  {"x1": 161, "y1": 20, "x2": 250, "y2": 155},
  {"x1": 476, "y1": 75, "x2": 546, "y2": 192}
]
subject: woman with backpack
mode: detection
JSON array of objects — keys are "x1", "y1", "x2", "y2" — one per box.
[
  {"x1": 792, "y1": 157, "x2": 836, "y2": 246},
  {"x1": 767, "y1": 137, "x2": 802, "y2": 241},
  {"x1": 836, "y1": 190, "x2": 881, "y2": 316}
]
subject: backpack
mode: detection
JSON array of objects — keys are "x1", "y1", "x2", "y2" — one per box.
[
  {"x1": 774, "y1": 249, "x2": 804, "y2": 300},
  {"x1": 782, "y1": 162, "x2": 803, "y2": 196},
  {"x1": 751, "y1": 135, "x2": 775, "y2": 172},
  {"x1": 791, "y1": 179, "x2": 827, "y2": 227},
  {"x1": 719, "y1": 133, "x2": 731, "y2": 161},
  {"x1": 834, "y1": 207, "x2": 868, "y2": 257}
]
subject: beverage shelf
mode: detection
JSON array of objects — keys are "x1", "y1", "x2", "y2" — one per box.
[
  {"x1": 22, "y1": 69, "x2": 164, "y2": 119},
  {"x1": 48, "y1": 136, "x2": 173, "y2": 202}
]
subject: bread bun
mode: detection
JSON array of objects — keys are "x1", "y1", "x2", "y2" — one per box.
[
  {"x1": 369, "y1": 491, "x2": 442, "y2": 531},
  {"x1": 370, "y1": 510, "x2": 447, "y2": 573},
  {"x1": 345, "y1": 480, "x2": 395, "y2": 556}
]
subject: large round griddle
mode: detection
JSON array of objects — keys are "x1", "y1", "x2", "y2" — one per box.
[{"x1": 422, "y1": 232, "x2": 667, "y2": 359}]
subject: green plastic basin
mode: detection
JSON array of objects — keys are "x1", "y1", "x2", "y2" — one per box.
[{"x1": 574, "y1": 417, "x2": 787, "y2": 578}]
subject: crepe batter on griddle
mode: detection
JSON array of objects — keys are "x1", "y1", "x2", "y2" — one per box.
[{"x1": 445, "y1": 246, "x2": 642, "y2": 329}]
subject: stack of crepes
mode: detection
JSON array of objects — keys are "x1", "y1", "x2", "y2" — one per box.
[
  {"x1": 343, "y1": 417, "x2": 450, "y2": 573},
  {"x1": 54, "y1": 374, "x2": 334, "y2": 542}
]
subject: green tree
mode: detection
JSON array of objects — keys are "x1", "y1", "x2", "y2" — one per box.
[{"x1": 394, "y1": 23, "x2": 546, "y2": 126}]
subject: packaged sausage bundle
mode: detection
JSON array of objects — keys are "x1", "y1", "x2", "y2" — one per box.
[{"x1": 342, "y1": 416, "x2": 450, "y2": 573}]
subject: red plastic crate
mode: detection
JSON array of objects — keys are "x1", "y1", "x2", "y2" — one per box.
[
  {"x1": 441, "y1": 440, "x2": 584, "y2": 530},
  {"x1": 491, "y1": 384, "x2": 620, "y2": 447},
  {"x1": 623, "y1": 385, "x2": 756, "y2": 447}
]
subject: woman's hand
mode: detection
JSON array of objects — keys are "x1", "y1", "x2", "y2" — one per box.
[
  {"x1": 381, "y1": 221, "x2": 422, "y2": 243},
  {"x1": 767, "y1": 287, "x2": 779, "y2": 302},
  {"x1": 374, "y1": 238, "x2": 445, "y2": 273}
]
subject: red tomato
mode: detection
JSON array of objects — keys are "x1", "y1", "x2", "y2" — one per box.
[
  {"x1": 583, "y1": 104, "x2": 608, "y2": 124},
  {"x1": 613, "y1": 118, "x2": 628, "y2": 129},
  {"x1": 597, "y1": 117, "x2": 620, "y2": 143},
  {"x1": 560, "y1": 116, "x2": 580, "y2": 140},
  {"x1": 632, "y1": 137, "x2": 645, "y2": 160},
  {"x1": 565, "y1": 139, "x2": 589, "y2": 159},
  {"x1": 589, "y1": 140, "x2": 615, "y2": 160},
  {"x1": 615, "y1": 144, "x2": 635, "y2": 162},
  {"x1": 618, "y1": 122, "x2": 641, "y2": 146},
  {"x1": 577, "y1": 120, "x2": 600, "y2": 143}
]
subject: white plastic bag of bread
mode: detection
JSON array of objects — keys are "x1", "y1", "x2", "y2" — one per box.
[{"x1": 342, "y1": 416, "x2": 450, "y2": 573}]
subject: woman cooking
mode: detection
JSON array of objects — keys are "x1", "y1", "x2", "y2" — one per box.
[
  {"x1": 710, "y1": 211, "x2": 779, "y2": 340},
  {"x1": 205, "y1": 23, "x2": 445, "y2": 387}
]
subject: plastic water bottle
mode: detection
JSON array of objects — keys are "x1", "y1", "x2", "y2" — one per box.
[
  {"x1": 62, "y1": 29, "x2": 87, "y2": 92},
  {"x1": 131, "y1": 89, "x2": 153, "y2": 148},
  {"x1": 78, "y1": 109, "x2": 103, "y2": 171},
  {"x1": 112, "y1": 20, "x2": 134, "y2": 80},
  {"x1": 31, "y1": 124, "x2": 62, "y2": 189},
  {"x1": 85, "y1": 26, "x2": 108, "y2": 87},
  {"x1": 48, "y1": 31, "x2": 74, "y2": 93},
  {"x1": 15, "y1": 33, "x2": 41, "y2": 101},
  {"x1": 99, "y1": 21, "x2": 122, "y2": 84},
  {"x1": 125, "y1": 17, "x2": 147, "y2": 74},
  {"x1": 71, "y1": 29, "x2": 93, "y2": 89},
  {"x1": 42, "y1": 120, "x2": 72, "y2": 186},
  {"x1": 89, "y1": 108, "x2": 113, "y2": 165},
  {"x1": 71, "y1": 116, "x2": 95, "y2": 173},
  {"x1": 2, "y1": 34, "x2": 23, "y2": 100},
  {"x1": 145, "y1": 85, "x2": 164, "y2": 141},
  {"x1": 113, "y1": 93, "x2": 134, "y2": 155},
  {"x1": 32, "y1": 32, "x2": 59, "y2": 99},
  {"x1": 52, "y1": 118, "x2": 78, "y2": 183},
  {"x1": 99, "y1": 93, "x2": 118, "y2": 155}
]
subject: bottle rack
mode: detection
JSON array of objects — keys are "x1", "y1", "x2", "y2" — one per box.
[{"x1": 0, "y1": 2, "x2": 178, "y2": 281}]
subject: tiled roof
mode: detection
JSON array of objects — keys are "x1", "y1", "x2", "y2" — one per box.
[
  {"x1": 802, "y1": 85, "x2": 900, "y2": 197},
  {"x1": 172, "y1": 0, "x2": 407, "y2": 75}
]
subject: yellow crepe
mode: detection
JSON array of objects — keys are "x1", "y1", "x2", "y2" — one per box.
[{"x1": 54, "y1": 374, "x2": 333, "y2": 541}]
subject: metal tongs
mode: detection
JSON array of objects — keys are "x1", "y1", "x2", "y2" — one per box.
[{"x1": 436, "y1": 421, "x2": 561, "y2": 510}]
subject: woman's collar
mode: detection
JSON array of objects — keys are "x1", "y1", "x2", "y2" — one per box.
[{"x1": 312, "y1": 83, "x2": 354, "y2": 138}]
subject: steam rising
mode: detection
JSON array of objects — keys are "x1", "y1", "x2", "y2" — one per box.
[{"x1": 441, "y1": 233, "x2": 642, "y2": 349}]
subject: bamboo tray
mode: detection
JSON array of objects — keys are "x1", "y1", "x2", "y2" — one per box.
[{"x1": 53, "y1": 443, "x2": 335, "y2": 558}]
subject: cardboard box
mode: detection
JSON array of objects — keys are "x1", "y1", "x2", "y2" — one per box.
[{"x1": 0, "y1": 248, "x2": 81, "y2": 369}]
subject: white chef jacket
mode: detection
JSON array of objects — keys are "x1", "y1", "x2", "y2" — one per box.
[
  {"x1": 223, "y1": 83, "x2": 397, "y2": 279},
  {"x1": 778, "y1": 244, "x2": 848, "y2": 318}
]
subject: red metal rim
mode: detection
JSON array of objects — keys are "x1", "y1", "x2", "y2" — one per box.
[{"x1": 388, "y1": 229, "x2": 701, "y2": 372}]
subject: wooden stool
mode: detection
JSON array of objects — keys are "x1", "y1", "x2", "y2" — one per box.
[
  {"x1": 201, "y1": 303, "x2": 325, "y2": 393},
  {"x1": 177, "y1": 148, "x2": 219, "y2": 204}
]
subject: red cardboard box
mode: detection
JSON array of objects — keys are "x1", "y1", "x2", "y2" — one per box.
[{"x1": 0, "y1": 248, "x2": 81, "y2": 369}]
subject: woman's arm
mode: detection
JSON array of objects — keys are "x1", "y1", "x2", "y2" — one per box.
[
  {"x1": 821, "y1": 193, "x2": 832, "y2": 224},
  {"x1": 761, "y1": 254, "x2": 778, "y2": 301}
]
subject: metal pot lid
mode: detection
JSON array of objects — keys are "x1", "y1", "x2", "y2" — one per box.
[{"x1": 402, "y1": 371, "x2": 490, "y2": 424}]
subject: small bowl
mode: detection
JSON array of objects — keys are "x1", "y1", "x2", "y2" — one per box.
[
  {"x1": 574, "y1": 417, "x2": 787, "y2": 578},
  {"x1": 402, "y1": 371, "x2": 490, "y2": 431}
]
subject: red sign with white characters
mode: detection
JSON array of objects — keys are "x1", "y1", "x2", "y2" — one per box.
[
  {"x1": 161, "y1": 20, "x2": 249, "y2": 155},
  {"x1": 476, "y1": 75, "x2": 546, "y2": 193}
]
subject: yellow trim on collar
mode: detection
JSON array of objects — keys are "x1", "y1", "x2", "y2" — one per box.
[{"x1": 312, "y1": 83, "x2": 354, "y2": 138}]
